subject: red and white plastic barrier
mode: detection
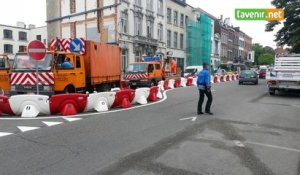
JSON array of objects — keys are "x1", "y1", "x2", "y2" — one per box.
[
  {"x1": 132, "y1": 88, "x2": 150, "y2": 105},
  {"x1": 9, "y1": 95, "x2": 50, "y2": 118},
  {"x1": 50, "y1": 94, "x2": 88, "y2": 116},
  {"x1": 85, "y1": 93, "x2": 109, "y2": 112},
  {"x1": 0, "y1": 96, "x2": 14, "y2": 116},
  {"x1": 148, "y1": 86, "x2": 159, "y2": 102},
  {"x1": 111, "y1": 89, "x2": 135, "y2": 108}
]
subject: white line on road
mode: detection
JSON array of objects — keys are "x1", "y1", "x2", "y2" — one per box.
[
  {"x1": 42, "y1": 121, "x2": 63, "y2": 126},
  {"x1": 0, "y1": 132, "x2": 13, "y2": 137},
  {"x1": 180, "y1": 116, "x2": 197, "y2": 122},
  {"x1": 17, "y1": 126, "x2": 40, "y2": 132},
  {"x1": 245, "y1": 141, "x2": 300, "y2": 153},
  {"x1": 63, "y1": 118, "x2": 82, "y2": 122}
]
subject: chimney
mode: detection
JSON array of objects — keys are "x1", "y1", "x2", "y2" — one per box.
[
  {"x1": 220, "y1": 15, "x2": 223, "y2": 21},
  {"x1": 16, "y1": 21, "x2": 26, "y2": 28},
  {"x1": 28, "y1": 24, "x2": 36, "y2": 29}
]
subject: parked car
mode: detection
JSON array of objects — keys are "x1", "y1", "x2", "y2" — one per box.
[
  {"x1": 258, "y1": 69, "x2": 267, "y2": 79},
  {"x1": 239, "y1": 70, "x2": 258, "y2": 85}
]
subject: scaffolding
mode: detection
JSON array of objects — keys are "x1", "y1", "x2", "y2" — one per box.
[{"x1": 187, "y1": 14, "x2": 212, "y2": 67}]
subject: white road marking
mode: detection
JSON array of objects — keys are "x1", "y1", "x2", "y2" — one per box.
[
  {"x1": 245, "y1": 141, "x2": 300, "y2": 153},
  {"x1": 0, "y1": 132, "x2": 13, "y2": 137},
  {"x1": 233, "y1": 140, "x2": 245, "y2": 147},
  {"x1": 180, "y1": 116, "x2": 197, "y2": 122},
  {"x1": 17, "y1": 126, "x2": 40, "y2": 132},
  {"x1": 42, "y1": 121, "x2": 63, "y2": 126},
  {"x1": 63, "y1": 118, "x2": 82, "y2": 122}
]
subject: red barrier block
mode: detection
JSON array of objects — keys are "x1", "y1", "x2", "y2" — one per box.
[
  {"x1": 163, "y1": 80, "x2": 170, "y2": 90},
  {"x1": 236, "y1": 74, "x2": 240, "y2": 80},
  {"x1": 111, "y1": 89, "x2": 135, "y2": 108},
  {"x1": 220, "y1": 76, "x2": 224, "y2": 82},
  {"x1": 232, "y1": 74, "x2": 236, "y2": 81},
  {"x1": 174, "y1": 79, "x2": 181, "y2": 88},
  {"x1": 186, "y1": 78, "x2": 193, "y2": 86},
  {"x1": 0, "y1": 96, "x2": 14, "y2": 116},
  {"x1": 214, "y1": 76, "x2": 218, "y2": 83},
  {"x1": 148, "y1": 86, "x2": 159, "y2": 102},
  {"x1": 50, "y1": 94, "x2": 88, "y2": 116},
  {"x1": 226, "y1": 75, "x2": 230, "y2": 81}
]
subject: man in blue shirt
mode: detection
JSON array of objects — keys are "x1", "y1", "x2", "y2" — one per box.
[
  {"x1": 197, "y1": 62, "x2": 213, "y2": 115},
  {"x1": 61, "y1": 57, "x2": 73, "y2": 69}
]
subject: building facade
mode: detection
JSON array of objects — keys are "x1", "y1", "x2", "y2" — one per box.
[{"x1": 0, "y1": 22, "x2": 47, "y2": 58}]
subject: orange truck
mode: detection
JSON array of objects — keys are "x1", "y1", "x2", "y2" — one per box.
[
  {"x1": 124, "y1": 56, "x2": 181, "y2": 88},
  {"x1": 0, "y1": 54, "x2": 11, "y2": 95},
  {"x1": 9, "y1": 41, "x2": 121, "y2": 95}
]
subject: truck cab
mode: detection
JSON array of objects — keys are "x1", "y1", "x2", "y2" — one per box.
[
  {"x1": 125, "y1": 61, "x2": 162, "y2": 88},
  {"x1": 0, "y1": 54, "x2": 11, "y2": 95}
]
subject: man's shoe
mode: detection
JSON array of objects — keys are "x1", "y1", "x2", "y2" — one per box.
[
  {"x1": 205, "y1": 111, "x2": 213, "y2": 115},
  {"x1": 197, "y1": 112, "x2": 204, "y2": 115}
]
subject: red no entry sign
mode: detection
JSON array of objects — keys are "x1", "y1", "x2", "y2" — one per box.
[{"x1": 28, "y1": 40, "x2": 46, "y2": 61}]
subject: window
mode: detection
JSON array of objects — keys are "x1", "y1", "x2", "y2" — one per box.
[
  {"x1": 158, "y1": 0, "x2": 163, "y2": 15},
  {"x1": 157, "y1": 23, "x2": 163, "y2": 41},
  {"x1": 173, "y1": 11, "x2": 178, "y2": 25},
  {"x1": 70, "y1": 0, "x2": 76, "y2": 14},
  {"x1": 19, "y1": 45, "x2": 27, "y2": 52},
  {"x1": 155, "y1": 64, "x2": 161, "y2": 70},
  {"x1": 76, "y1": 56, "x2": 81, "y2": 68},
  {"x1": 185, "y1": 16, "x2": 189, "y2": 26},
  {"x1": 180, "y1": 13, "x2": 184, "y2": 27},
  {"x1": 4, "y1": 44, "x2": 13, "y2": 53},
  {"x1": 148, "y1": 64, "x2": 154, "y2": 73},
  {"x1": 167, "y1": 30, "x2": 171, "y2": 48},
  {"x1": 167, "y1": 8, "x2": 171, "y2": 23},
  {"x1": 122, "y1": 49, "x2": 128, "y2": 72},
  {"x1": 19, "y1": 31, "x2": 27, "y2": 41},
  {"x1": 134, "y1": 16, "x2": 142, "y2": 36},
  {"x1": 180, "y1": 34, "x2": 184, "y2": 49},
  {"x1": 146, "y1": 0, "x2": 153, "y2": 10},
  {"x1": 173, "y1": 32, "x2": 178, "y2": 48},
  {"x1": 3, "y1": 29, "x2": 13, "y2": 39},
  {"x1": 121, "y1": 12, "x2": 128, "y2": 33},
  {"x1": 147, "y1": 19, "x2": 154, "y2": 38},
  {"x1": 36, "y1": 35, "x2": 42, "y2": 41}
]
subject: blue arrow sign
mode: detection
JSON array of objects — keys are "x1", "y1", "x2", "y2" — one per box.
[{"x1": 70, "y1": 38, "x2": 83, "y2": 53}]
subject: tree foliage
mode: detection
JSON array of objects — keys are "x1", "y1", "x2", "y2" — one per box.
[
  {"x1": 252, "y1": 43, "x2": 275, "y2": 65},
  {"x1": 266, "y1": 0, "x2": 300, "y2": 53},
  {"x1": 258, "y1": 53, "x2": 274, "y2": 65}
]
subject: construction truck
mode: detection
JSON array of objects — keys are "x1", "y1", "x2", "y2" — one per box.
[
  {"x1": 0, "y1": 54, "x2": 11, "y2": 95},
  {"x1": 267, "y1": 54, "x2": 300, "y2": 95},
  {"x1": 124, "y1": 55, "x2": 181, "y2": 88},
  {"x1": 9, "y1": 40, "x2": 121, "y2": 95}
]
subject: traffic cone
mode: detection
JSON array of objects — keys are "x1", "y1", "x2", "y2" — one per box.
[{"x1": 61, "y1": 103, "x2": 77, "y2": 116}]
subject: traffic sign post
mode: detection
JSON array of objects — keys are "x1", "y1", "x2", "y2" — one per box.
[{"x1": 27, "y1": 40, "x2": 46, "y2": 95}]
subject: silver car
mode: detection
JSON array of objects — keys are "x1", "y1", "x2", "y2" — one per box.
[{"x1": 239, "y1": 70, "x2": 258, "y2": 85}]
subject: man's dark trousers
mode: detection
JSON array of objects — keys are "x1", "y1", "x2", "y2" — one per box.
[{"x1": 198, "y1": 89, "x2": 213, "y2": 113}]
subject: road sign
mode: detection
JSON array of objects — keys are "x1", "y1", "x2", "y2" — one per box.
[
  {"x1": 28, "y1": 40, "x2": 46, "y2": 61},
  {"x1": 70, "y1": 38, "x2": 83, "y2": 53}
]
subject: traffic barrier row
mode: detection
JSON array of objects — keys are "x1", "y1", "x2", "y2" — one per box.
[{"x1": 0, "y1": 74, "x2": 239, "y2": 118}]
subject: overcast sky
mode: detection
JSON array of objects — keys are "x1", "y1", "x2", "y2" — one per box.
[{"x1": 0, "y1": 0, "x2": 280, "y2": 48}]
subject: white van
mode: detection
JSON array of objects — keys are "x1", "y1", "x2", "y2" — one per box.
[{"x1": 184, "y1": 66, "x2": 203, "y2": 77}]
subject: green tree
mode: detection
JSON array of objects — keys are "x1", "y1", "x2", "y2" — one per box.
[
  {"x1": 266, "y1": 0, "x2": 300, "y2": 53},
  {"x1": 258, "y1": 53, "x2": 274, "y2": 65},
  {"x1": 252, "y1": 43, "x2": 264, "y2": 64}
]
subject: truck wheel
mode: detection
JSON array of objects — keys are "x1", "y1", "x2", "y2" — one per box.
[{"x1": 64, "y1": 85, "x2": 76, "y2": 94}]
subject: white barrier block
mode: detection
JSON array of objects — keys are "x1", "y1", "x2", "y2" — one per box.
[
  {"x1": 9, "y1": 95, "x2": 50, "y2": 116},
  {"x1": 96, "y1": 92, "x2": 116, "y2": 108},
  {"x1": 192, "y1": 78, "x2": 197, "y2": 86},
  {"x1": 111, "y1": 88, "x2": 120, "y2": 92},
  {"x1": 211, "y1": 76, "x2": 214, "y2": 84},
  {"x1": 157, "y1": 90, "x2": 163, "y2": 99},
  {"x1": 132, "y1": 88, "x2": 150, "y2": 105},
  {"x1": 158, "y1": 80, "x2": 165, "y2": 91},
  {"x1": 180, "y1": 78, "x2": 187, "y2": 87},
  {"x1": 168, "y1": 79, "x2": 175, "y2": 89},
  {"x1": 21, "y1": 105, "x2": 39, "y2": 118},
  {"x1": 86, "y1": 93, "x2": 109, "y2": 112},
  {"x1": 94, "y1": 99, "x2": 109, "y2": 112}
]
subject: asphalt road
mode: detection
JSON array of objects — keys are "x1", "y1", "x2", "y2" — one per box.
[{"x1": 0, "y1": 80, "x2": 299, "y2": 175}]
